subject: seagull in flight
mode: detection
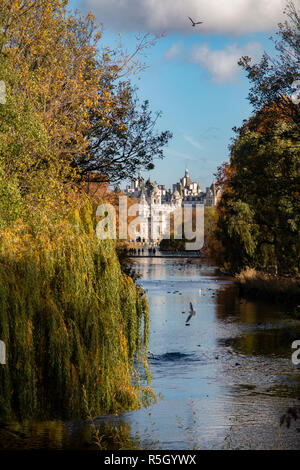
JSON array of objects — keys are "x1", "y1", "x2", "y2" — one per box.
[
  {"x1": 185, "y1": 302, "x2": 196, "y2": 326},
  {"x1": 188, "y1": 17, "x2": 203, "y2": 27}
]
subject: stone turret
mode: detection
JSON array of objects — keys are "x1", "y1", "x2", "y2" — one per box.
[
  {"x1": 140, "y1": 188, "x2": 147, "y2": 205},
  {"x1": 171, "y1": 188, "x2": 182, "y2": 205},
  {"x1": 151, "y1": 185, "x2": 161, "y2": 205}
]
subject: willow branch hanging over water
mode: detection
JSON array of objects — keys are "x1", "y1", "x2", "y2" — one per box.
[{"x1": 0, "y1": 200, "x2": 154, "y2": 422}]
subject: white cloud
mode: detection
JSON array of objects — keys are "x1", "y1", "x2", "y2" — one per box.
[
  {"x1": 165, "y1": 41, "x2": 183, "y2": 60},
  {"x1": 83, "y1": 0, "x2": 285, "y2": 35},
  {"x1": 189, "y1": 41, "x2": 263, "y2": 83},
  {"x1": 184, "y1": 134, "x2": 204, "y2": 150}
]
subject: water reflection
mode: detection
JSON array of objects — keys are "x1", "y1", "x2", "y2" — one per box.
[{"x1": 0, "y1": 418, "x2": 136, "y2": 450}]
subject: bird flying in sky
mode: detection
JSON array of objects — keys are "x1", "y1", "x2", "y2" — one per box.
[{"x1": 188, "y1": 17, "x2": 203, "y2": 27}]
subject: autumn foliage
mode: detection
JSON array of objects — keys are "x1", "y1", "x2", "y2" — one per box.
[
  {"x1": 214, "y1": 2, "x2": 300, "y2": 276},
  {"x1": 0, "y1": 1, "x2": 158, "y2": 421}
]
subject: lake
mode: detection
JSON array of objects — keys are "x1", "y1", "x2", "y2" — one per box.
[
  {"x1": 1, "y1": 256, "x2": 299, "y2": 450},
  {"x1": 121, "y1": 256, "x2": 300, "y2": 450}
]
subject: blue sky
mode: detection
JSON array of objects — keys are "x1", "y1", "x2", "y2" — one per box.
[{"x1": 70, "y1": 0, "x2": 285, "y2": 189}]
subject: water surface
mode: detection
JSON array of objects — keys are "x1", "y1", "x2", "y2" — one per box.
[
  {"x1": 1, "y1": 257, "x2": 299, "y2": 450},
  {"x1": 122, "y1": 257, "x2": 300, "y2": 450}
]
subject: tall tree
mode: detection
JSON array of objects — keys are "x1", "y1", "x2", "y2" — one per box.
[
  {"x1": 0, "y1": 0, "x2": 110, "y2": 184},
  {"x1": 76, "y1": 81, "x2": 172, "y2": 184},
  {"x1": 216, "y1": 1, "x2": 300, "y2": 275},
  {"x1": 0, "y1": 1, "x2": 169, "y2": 188},
  {"x1": 238, "y1": 0, "x2": 300, "y2": 127},
  {"x1": 217, "y1": 121, "x2": 300, "y2": 274}
]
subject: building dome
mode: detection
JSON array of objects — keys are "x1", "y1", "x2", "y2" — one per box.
[{"x1": 181, "y1": 168, "x2": 192, "y2": 187}]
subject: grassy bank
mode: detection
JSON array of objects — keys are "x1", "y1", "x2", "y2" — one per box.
[
  {"x1": 235, "y1": 268, "x2": 300, "y2": 307},
  {"x1": 0, "y1": 199, "x2": 153, "y2": 423}
]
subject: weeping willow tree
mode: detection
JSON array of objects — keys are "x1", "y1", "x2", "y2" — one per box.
[
  {"x1": 0, "y1": 0, "x2": 156, "y2": 423},
  {"x1": 0, "y1": 200, "x2": 153, "y2": 422}
]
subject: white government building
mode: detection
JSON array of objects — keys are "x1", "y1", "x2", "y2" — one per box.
[{"x1": 124, "y1": 169, "x2": 221, "y2": 244}]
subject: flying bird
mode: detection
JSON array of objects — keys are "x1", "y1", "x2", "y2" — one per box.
[
  {"x1": 185, "y1": 302, "x2": 196, "y2": 326},
  {"x1": 148, "y1": 350, "x2": 155, "y2": 359},
  {"x1": 188, "y1": 17, "x2": 203, "y2": 27}
]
